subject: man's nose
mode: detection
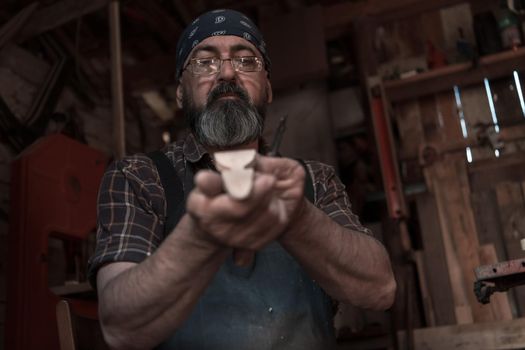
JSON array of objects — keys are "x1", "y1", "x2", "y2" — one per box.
[{"x1": 217, "y1": 59, "x2": 236, "y2": 81}]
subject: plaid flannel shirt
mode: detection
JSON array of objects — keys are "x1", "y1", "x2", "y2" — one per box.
[{"x1": 87, "y1": 134, "x2": 373, "y2": 285}]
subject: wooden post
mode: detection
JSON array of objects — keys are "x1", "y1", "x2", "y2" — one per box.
[{"x1": 109, "y1": 0, "x2": 125, "y2": 159}]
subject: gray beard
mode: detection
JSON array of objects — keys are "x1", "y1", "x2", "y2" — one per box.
[{"x1": 183, "y1": 83, "x2": 265, "y2": 149}]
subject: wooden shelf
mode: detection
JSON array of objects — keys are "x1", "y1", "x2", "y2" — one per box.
[
  {"x1": 50, "y1": 281, "x2": 95, "y2": 298},
  {"x1": 384, "y1": 47, "x2": 525, "y2": 103}
]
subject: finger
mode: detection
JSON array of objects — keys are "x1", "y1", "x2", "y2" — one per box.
[
  {"x1": 202, "y1": 173, "x2": 276, "y2": 220},
  {"x1": 186, "y1": 173, "x2": 275, "y2": 224},
  {"x1": 255, "y1": 156, "x2": 305, "y2": 198},
  {"x1": 186, "y1": 189, "x2": 208, "y2": 218},
  {"x1": 226, "y1": 198, "x2": 288, "y2": 250},
  {"x1": 194, "y1": 170, "x2": 223, "y2": 197},
  {"x1": 255, "y1": 155, "x2": 304, "y2": 180}
]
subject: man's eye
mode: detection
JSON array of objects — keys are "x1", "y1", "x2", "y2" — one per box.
[
  {"x1": 238, "y1": 57, "x2": 257, "y2": 67},
  {"x1": 195, "y1": 59, "x2": 215, "y2": 66}
]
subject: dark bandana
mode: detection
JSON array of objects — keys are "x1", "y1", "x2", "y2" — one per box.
[{"x1": 175, "y1": 9, "x2": 271, "y2": 79}]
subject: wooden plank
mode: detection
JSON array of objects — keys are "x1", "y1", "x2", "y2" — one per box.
[
  {"x1": 470, "y1": 190, "x2": 508, "y2": 262},
  {"x1": 406, "y1": 317, "x2": 525, "y2": 350},
  {"x1": 458, "y1": 85, "x2": 492, "y2": 130},
  {"x1": 394, "y1": 101, "x2": 424, "y2": 159},
  {"x1": 430, "y1": 159, "x2": 495, "y2": 323},
  {"x1": 454, "y1": 161, "x2": 496, "y2": 322},
  {"x1": 459, "y1": 84, "x2": 495, "y2": 161},
  {"x1": 436, "y1": 90, "x2": 463, "y2": 143},
  {"x1": 50, "y1": 282, "x2": 93, "y2": 297},
  {"x1": 478, "y1": 244, "x2": 515, "y2": 321},
  {"x1": 419, "y1": 95, "x2": 441, "y2": 145},
  {"x1": 428, "y1": 164, "x2": 473, "y2": 324},
  {"x1": 415, "y1": 193, "x2": 456, "y2": 326},
  {"x1": 469, "y1": 152, "x2": 525, "y2": 191},
  {"x1": 16, "y1": 0, "x2": 110, "y2": 43},
  {"x1": 395, "y1": 122, "x2": 525, "y2": 161},
  {"x1": 384, "y1": 46, "x2": 525, "y2": 102},
  {"x1": 495, "y1": 181, "x2": 525, "y2": 316},
  {"x1": 397, "y1": 91, "x2": 466, "y2": 161},
  {"x1": 413, "y1": 250, "x2": 437, "y2": 327},
  {"x1": 56, "y1": 300, "x2": 76, "y2": 350}
]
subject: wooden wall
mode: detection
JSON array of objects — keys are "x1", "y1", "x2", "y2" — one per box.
[{"x1": 389, "y1": 64, "x2": 525, "y2": 348}]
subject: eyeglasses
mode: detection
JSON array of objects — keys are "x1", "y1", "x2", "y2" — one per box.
[{"x1": 183, "y1": 56, "x2": 263, "y2": 76}]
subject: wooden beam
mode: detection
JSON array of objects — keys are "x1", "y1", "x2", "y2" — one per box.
[
  {"x1": 109, "y1": 0, "x2": 126, "y2": 159},
  {"x1": 16, "y1": 0, "x2": 110, "y2": 43},
  {"x1": 415, "y1": 193, "x2": 457, "y2": 326}
]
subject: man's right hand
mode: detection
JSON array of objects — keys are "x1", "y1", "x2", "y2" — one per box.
[{"x1": 186, "y1": 168, "x2": 288, "y2": 252}]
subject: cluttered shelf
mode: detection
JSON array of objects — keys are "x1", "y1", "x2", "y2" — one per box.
[{"x1": 383, "y1": 46, "x2": 525, "y2": 103}]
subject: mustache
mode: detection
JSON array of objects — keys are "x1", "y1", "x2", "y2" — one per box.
[{"x1": 207, "y1": 82, "x2": 251, "y2": 106}]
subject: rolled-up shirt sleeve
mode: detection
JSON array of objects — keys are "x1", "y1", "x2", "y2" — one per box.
[
  {"x1": 87, "y1": 155, "x2": 166, "y2": 287},
  {"x1": 305, "y1": 160, "x2": 374, "y2": 238}
]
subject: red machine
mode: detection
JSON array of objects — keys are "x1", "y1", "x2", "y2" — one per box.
[{"x1": 6, "y1": 134, "x2": 108, "y2": 350}]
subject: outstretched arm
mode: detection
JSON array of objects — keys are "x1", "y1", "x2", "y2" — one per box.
[
  {"x1": 256, "y1": 156, "x2": 396, "y2": 310},
  {"x1": 97, "y1": 215, "x2": 228, "y2": 350},
  {"x1": 96, "y1": 165, "x2": 289, "y2": 350},
  {"x1": 280, "y1": 200, "x2": 396, "y2": 309}
]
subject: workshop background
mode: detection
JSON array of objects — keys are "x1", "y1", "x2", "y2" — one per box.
[{"x1": 2, "y1": 0, "x2": 525, "y2": 349}]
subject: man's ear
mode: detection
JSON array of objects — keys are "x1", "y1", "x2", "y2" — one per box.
[
  {"x1": 266, "y1": 80, "x2": 273, "y2": 104},
  {"x1": 176, "y1": 83, "x2": 184, "y2": 109}
]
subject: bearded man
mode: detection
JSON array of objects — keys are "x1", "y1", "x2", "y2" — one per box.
[{"x1": 88, "y1": 9, "x2": 396, "y2": 350}]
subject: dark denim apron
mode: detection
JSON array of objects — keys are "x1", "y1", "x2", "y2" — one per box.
[
  {"x1": 148, "y1": 152, "x2": 336, "y2": 349},
  {"x1": 156, "y1": 242, "x2": 336, "y2": 350}
]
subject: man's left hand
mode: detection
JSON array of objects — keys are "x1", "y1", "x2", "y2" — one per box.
[{"x1": 186, "y1": 155, "x2": 306, "y2": 251}]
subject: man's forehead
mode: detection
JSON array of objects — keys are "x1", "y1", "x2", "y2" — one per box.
[{"x1": 190, "y1": 35, "x2": 258, "y2": 56}]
